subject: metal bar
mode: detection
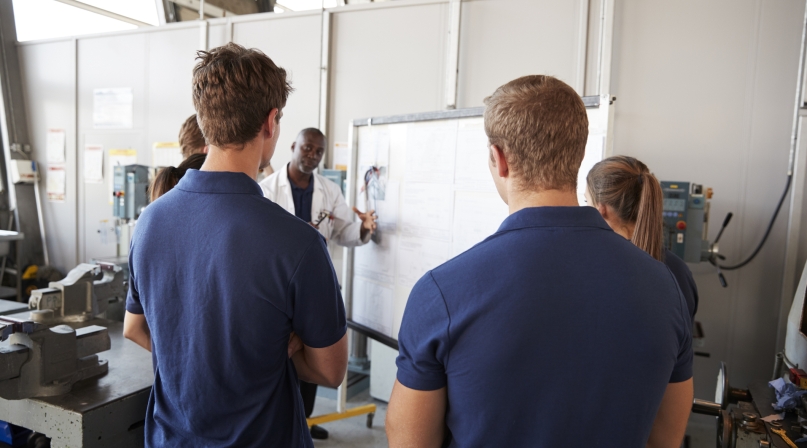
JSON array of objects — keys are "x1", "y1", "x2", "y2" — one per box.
[
  {"x1": 775, "y1": 0, "x2": 807, "y2": 353},
  {"x1": 154, "y1": 0, "x2": 168, "y2": 25},
  {"x1": 32, "y1": 163, "x2": 48, "y2": 266},
  {"x1": 318, "y1": 11, "x2": 331, "y2": 132},
  {"x1": 307, "y1": 403, "x2": 376, "y2": 427},
  {"x1": 171, "y1": 0, "x2": 233, "y2": 19},
  {"x1": 347, "y1": 320, "x2": 399, "y2": 350},
  {"x1": 199, "y1": 20, "x2": 209, "y2": 52},
  {"x1": 52, "y1": 0, "x2": 153, "y2": 28},
  {"x1": 444, "y1": 0, "x2": 461, "y2": 109},
  {"x1": 200, "y1": 0, "x2": 205, "y2": 19},
  {"x1": 353, "y1": 107, "x2": 484, "y2": 127}
]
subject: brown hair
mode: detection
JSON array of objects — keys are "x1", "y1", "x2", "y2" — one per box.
[
  {"x1": 586, "y1": 156, "x2": 664, "y2": 261},
  {"x1": 484, "y1": 75, "x2": 588, "y2": 191},
  {"x1": 192, "y1": 43, "x2": 292, "y2": 149},
  {"x1": 179, "y1": 114, "x2": 206, "y2": 158},
  {"x1": 149, "y1": 153, "x2": 207, "y2": 202}
]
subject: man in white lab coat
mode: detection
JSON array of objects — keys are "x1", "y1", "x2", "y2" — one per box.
[{"x1": 259, "y1": 127, "x2": 377, "y2": 439}]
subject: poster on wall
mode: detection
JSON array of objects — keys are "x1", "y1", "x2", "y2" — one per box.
[
  {"x1": 93, "y1": 88, "x2": 133, "y2": 129},
  {"x1": 47, "y1": 165, "x2": 66, "y2": 202},
  {"x1": 84, "y1": 144, "x2": 104, "y2": 183},
  {"x1": 108, "y1": 149, "x2": 137, "y2": 203},
  {"x1": 46, "y1": 129, "x2": 66, "y2": 164},
  {"x1": 152, "y1": 142, "x2": 183, "y2": 168}
]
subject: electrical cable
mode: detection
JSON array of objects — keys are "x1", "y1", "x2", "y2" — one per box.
[{"x1": 718, "y1": 174, "x2": 793, "y2": 270}]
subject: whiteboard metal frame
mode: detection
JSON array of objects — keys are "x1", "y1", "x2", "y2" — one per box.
[{"x1": 342, "y1": 98, "x2": 601, "y2": 350}]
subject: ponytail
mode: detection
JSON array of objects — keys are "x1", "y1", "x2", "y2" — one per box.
[
  {"x1": 631, "y1": 172, "x2": 664, "y2": 261},
  {"x1": 148, "y1": 153, "x2": 207, "y2": 202},
  {"x1": 587, "y1": 156, "x2": 664, "y2": 261}
]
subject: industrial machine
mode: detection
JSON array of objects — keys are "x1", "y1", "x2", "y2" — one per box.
[
  {"x1": 661, "y1": 181, "x2": 713, "y2": 263},
  {"x1": 690, "y1": 262, "x2": 807, "y2": 447},
  {"x1": 112, "y1": 164, "x2": 149, "y2": 221},
  {"x1": 0, "y1": 263, "x2": 126, "y2": 401}
]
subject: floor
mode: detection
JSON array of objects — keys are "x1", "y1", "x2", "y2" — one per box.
[
  {"x1": 310, "y1": 390, "x2": 389, "y2": 448},
  {"x1": 308, "y1": 391, "x2": 718, "y2": 448}
]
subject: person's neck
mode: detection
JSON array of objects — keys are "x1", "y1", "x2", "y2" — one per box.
[
  {"x1": 613, "y1": 222, "x2": 635, "y2": 240},
  {"x1": 506, "y1": 187, "x2": 580, "y2": 215},
  {"x1": 287, "y1": 163, "x2": 312, "y2": 188},
  {"x1": 201, "y1": 144, "x2": 262, "y2": 180}
]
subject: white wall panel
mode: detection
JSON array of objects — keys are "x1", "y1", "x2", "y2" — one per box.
[
  {"x1": 611, "y1": 0, "x2": 805, "y2": 398},
  {"x1": 17, "y1": 40, "x2": 78, "y2": 273},
  {"x1": 77, "y1": 33, "x2": 148, "y2": 262},
  {"x1": 146, "y1": 28, "x2": 199, "y2": 147},
  {"x1": 328, "y1": 2, "x2": 449, "y2": 145},
  {"x1": 456, "y1": 0, "x2": 588, "y2": 107},
  {"x1": 233, "y1": 13, "x2": 322, "y2": 171}
]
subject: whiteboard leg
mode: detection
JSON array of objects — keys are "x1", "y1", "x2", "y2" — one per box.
[{"x1": 336, "y1": 371, "x2": 348, "y2": 413}]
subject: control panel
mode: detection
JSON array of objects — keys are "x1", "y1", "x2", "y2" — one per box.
[{"x1": 661, "y1": 181, "x2": 711, "y2": 263}]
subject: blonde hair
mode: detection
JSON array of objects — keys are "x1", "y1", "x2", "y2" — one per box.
[
  {"x1": 483, "y1": 75, "x2": 588, "y2": 191},
  {"x1": 586, "y1": 156, "x2": 664, "y2": 261}
]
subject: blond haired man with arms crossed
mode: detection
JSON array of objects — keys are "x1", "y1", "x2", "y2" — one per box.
[
  {"x1": 123, "y1": 43, "x2": 347, "y2": 447},
  {"x1": 386, "y1": 76, "x2": 693, "y2": 448}
]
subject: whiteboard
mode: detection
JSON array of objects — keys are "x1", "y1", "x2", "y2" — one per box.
[{"x1": 344, "y1": 101, "x2": 607, "y2": 347}]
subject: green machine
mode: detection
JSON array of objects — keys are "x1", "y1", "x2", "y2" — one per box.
[{"x1": 660, "y1": 181, "x2": 713, "y2": 264}]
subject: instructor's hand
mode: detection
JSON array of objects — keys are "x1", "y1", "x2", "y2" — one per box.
[
  {"x1": 353, "y1": 207, "x2": 378, "y2": 239},
  {"x1": 288, "y1": 332, "x2": 303, "y2": 358}
]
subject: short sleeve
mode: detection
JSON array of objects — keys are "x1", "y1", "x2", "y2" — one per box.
[
  {"x1": 125, "y1": 239, "x2": 143, "y2": 315},
  {"x1": 396, "y1": 272, "x2": 451, "y2": 391},
  {"x1": 289, "y1": 236, "x2": 347, "y2": 348},
  {"x1": 669, "y1": 277, "x2": 693, "y2": 383}
]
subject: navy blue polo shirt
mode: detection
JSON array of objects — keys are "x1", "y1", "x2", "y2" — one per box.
[
  {"x1": 126, "y1": 170, "x2": 346, "y2": 448},
  {"x1": 397, "y1": 206, "x2": 692, "y2": 448},
  {"x1": 289, "y1": 168, "x2": 313, "y2": 223},
  {"x1": 664, "y1": 249, "x2": 699, "y2": 320}
]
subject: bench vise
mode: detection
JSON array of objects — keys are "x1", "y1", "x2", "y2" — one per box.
[
  {"x1": 0, "y1": 316, "x2": 110, "y2": 400},
  {"x1": 27, "y1": 263, "x2": 126, "y2": 323}
]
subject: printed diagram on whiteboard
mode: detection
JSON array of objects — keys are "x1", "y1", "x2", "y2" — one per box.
[{"x1": 346, "y1": 103, "x2": 609, "y2": 345}]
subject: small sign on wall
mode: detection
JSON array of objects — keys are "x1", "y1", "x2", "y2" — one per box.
[
  {"x1": 84, "y1": 144, "x2": 104, "y2": 184},
  {"x1": 46, "y1": 129, "x2": 65, "y2": 164},
  {"x1": 47, "y1": 165, "x2": 66, "y2": 202},
  {"x1": 93, "y1": 88, "x2": 133, "y2": 129}
]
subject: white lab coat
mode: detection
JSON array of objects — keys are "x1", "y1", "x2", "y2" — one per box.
[{"x1": 259, "y1": 163, "x2": 371, "y2": 248}]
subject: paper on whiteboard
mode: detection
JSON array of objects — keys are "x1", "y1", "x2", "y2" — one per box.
[
  {"x1": 152, "y1": 142, "x2": 183, "y2": 168},
  {"x1": 333, "y1": 142, "x2": 350, "y2": 171},
  {"x1": 405, "y1": 121, "x2": 457, "y2": 183},
  {"x1": 454, "y1": 118, "x2": 494, "y2": 190},
  {"x1": 358, "y1": 127, "x2": 390, "y2": 167},
  {"x1": 401, "y1": 182, "x2": 453, "y2": 241},
  {"x1": 577, "y1": 133, "x2": 605, "y2": 205},
  {"x1": 46, "y1": 165, "x2": 66, "y2": 202},
  {"x1": 451, "y1": 190, "x2": 509, "y2": 257},
  {"x1": 93, "y1": 88, "x2": 133, "y2": 129},
  {"x1": 352, "y1": 277, "x2": 395, "y2": 337},
  {"x1": 354, "y1": 233, "x2": 397, "y2": 284},
  {"x1": 375, "y1": 180, "x2": 399, "y2": 232},
  {"x1": 47, "y1": 129, "x2": 66, "y2": 164},
  {"x1": 396, "y1": 236, "x2": 450, "y2": 287},
  {"x1": 84, "y1": 144, "x2": 104, "y2": 183}
]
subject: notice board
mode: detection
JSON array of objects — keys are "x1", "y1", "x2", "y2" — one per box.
[{"x1": 344, "y1": 101, "x2": 608, "y2": 348}]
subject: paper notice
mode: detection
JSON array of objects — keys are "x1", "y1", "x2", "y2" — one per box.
[
  {"x1": 451, "y1": 190, "x2": 509, "y2": 257},
  {"x1": 152, "y1": 142, "x2": 183, "y2": 168},
  {"x1": 454, "y1": 118, "x2": 494, "y2": 190},
  {"x1": 352, "y1": 277, "x2": 395, "y2": 337},
  {"x1": 46, "y1": 129, "x2": 66, "y2": 164},
  {"x1": 578, "y1": 133, "x2": 605, "y2": 205},
  {"x1": 108, "y1": 149, "x2": 137, "y2": 203},
  {"x1": 396, "y1": 236, "x2": 450, "y2": 287},
  {"x1": 46, "y1": 165, "x2": 66, "y2": 202},
  {"x1": 405, "y1": 121, "x2": 457, "y2": 183},
  {"x1": 84, "y1": 144, "x2": 104, "y2": 183},
  {"x1": 354, "y1": 233, "x2": 397, "y2": 284},
  {"x1": 401, "y1": 182, "x2": 453, "y2": 241},
  {"x1": 333, "y1": 142, "x2": 350, "y2": 171},
  {"x1": 93, "y1": 88, "x2": 133, "y2": 129}
]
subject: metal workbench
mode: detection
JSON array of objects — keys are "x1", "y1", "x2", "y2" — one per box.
[
  {"x1": 0, "y1": 313, "x2": 153, "y2": 448},
  {"x1": 0, "y1": 298, "x2": 27, "y2": 316}
]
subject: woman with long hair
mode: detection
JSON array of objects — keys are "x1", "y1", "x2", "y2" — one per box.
[
  {"x1": 586, "y1": 155, "x2": 698, "y2": 321},
  {"x1": 149, "y1": 153, "x2": 207, "y2": 202}
]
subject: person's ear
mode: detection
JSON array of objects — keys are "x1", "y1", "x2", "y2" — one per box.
[
  {"x1": 597, "y1": 203, "x2": 609, "y2": 220},
  {"x1": 266, "y1": 108, "x2": 279, "y2": 139},
  {"x1": 490, "y1": 144, "x2": 509, "y2": 179}
]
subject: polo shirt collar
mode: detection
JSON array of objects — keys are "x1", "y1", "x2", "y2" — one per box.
[
  {"x1": 497, "y1": 206, "x2": 613, "y2": 233},
  {"x1": 176, "y1": 169, "x2": 263, "y2": 196}
]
